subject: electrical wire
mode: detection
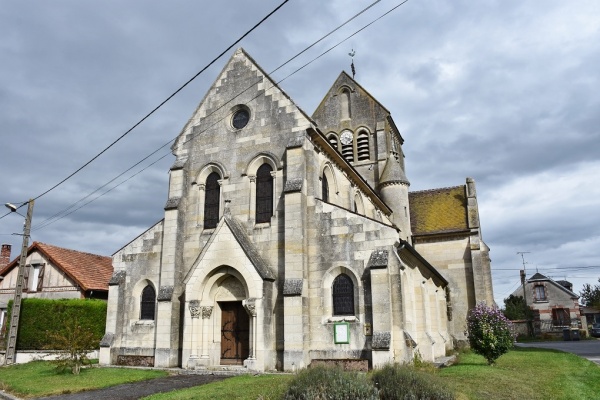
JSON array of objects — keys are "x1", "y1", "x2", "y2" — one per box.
[
  {"x1": 23, "y1": 0, "x2": 291, "y2": 207},
  {"x1": 31, "y1": 0, "x2": 407, "y2": 231}
]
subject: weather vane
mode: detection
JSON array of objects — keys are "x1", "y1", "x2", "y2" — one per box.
[{"x1": 348, "y1": 49, "x2": 356, "y2": 79}]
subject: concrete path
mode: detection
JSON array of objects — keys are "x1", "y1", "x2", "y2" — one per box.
[
  {"x1": 1, "y1": 373, "x2": 230, "y2": 400},
  {"x1": 516, "y1": 339, "x2": 600, "y2": 365}
]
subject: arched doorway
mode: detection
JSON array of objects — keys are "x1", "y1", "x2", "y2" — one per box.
[
  {"x1": 219, "y1": 301, "x2": 249, "y2": 364},
  {"x1": 213, "y1": 275, "x2": 250, "y2": 365}
]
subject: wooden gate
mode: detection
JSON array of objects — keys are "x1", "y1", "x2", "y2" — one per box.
[{"x1": 220, "y1": 301, "x2": 249, "y2": 365}]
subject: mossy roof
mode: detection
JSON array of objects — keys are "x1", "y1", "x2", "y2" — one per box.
[{"x1": 409, "y1": 186, "x2": 469, "y2": 235}]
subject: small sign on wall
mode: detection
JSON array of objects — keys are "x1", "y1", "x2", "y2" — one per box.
[{"x1": 334, "y1": 322, "x2": 350, "y2": 344}]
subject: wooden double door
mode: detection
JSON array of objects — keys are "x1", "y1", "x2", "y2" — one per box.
[{"x1": 219, "y1": 301, "x2": 249, "y2": 365}]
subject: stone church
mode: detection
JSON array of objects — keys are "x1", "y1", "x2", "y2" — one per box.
[{"x1": 99, "y1": 48, "x2": 494, "y2": 371}]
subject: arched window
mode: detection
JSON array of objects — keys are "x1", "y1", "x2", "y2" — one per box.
[
  {"x1": 322, "y1": 174, "x2": 329, "y2": 202},
  {"x1": 204, "y1": 172, "x2": 220, "y2": 229},
  {"x1": 140, "y1": 285, "x2": 156, "y2": 320},
  {"x1": 255, "y1": 164, "x2": 273, "y2": 223},
  {"x1": 340, "y1": 88, "x2": 351, "y2": 120},
  {"x1": 333, "y1": 274, "x2": 354, "y2": 316}
]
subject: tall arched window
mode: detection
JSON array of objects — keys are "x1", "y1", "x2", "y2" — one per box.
[
  {"x1": 255, "y1": 164, "x2": 273, "y2": 223},
  {"x1": 204, "y1": 172, "x2": 220, "y2": 229},
  {"x1": 340, "y1": 88, "x2": 351, "y2": 120},
  {"x1": 333, "y1": 274, "x2": 354, "y2": 316},
  {"x1": 322, "y1": 174, "x2": 329, "y2": 202},
  {"x1": 140, "y1": 285, "x2": 156, "y2": 320}
]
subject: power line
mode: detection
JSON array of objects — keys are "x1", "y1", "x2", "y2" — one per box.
[
  {"x1": 27, "y1": 0, "x2": 385, "y2": 230},
  {"x1": 494, "y1": 266, "x2": 600, "y2": 271},
  {"x1": 31, "y1": 0, "x2": 408, "y2": 231},
  {"x1": 24, "y1": 0, "x2": 291, "y2": 206}
]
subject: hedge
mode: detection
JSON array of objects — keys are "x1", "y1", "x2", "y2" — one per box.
[{"x1": 7, "y1": 298, "x2": 107, "y2": 350}]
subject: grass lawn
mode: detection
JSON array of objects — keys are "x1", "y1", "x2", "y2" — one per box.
[
  {"x1": 2, "y1": 348, "x2": 599, "y2": 399},
  {"x1": 438, "y1": 347, "x2": 600, "y2": 400},
  {"x1": 0, "y1": 361, "x2": 168, "y2": 398},
  {"x1": 142, "y1": 374, "x2": 293, "y2": 400}
]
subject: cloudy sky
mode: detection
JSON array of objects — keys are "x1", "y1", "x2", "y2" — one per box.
[{"x1": 1, "y1": 0, "x2": 598, "y2": 306}]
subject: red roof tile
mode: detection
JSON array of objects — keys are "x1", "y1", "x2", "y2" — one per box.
[{"x1": 0, "y1": 242, "x2": 113, "y2": 292}]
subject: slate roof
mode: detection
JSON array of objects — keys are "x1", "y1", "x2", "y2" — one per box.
[
  {"x1": 526, "y1": 272, "x2": 579, "y2": 298},
  {"x1": 0, "y1": 242, "x2": 113, "y2": 292},
  {"x1": 224, "y1": 216, "x2": 275, "y2": 281},
  {"x1": 409, "y1": 186, "x2": 469, "y2": 235}
]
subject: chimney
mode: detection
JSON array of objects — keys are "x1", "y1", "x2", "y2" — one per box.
[
  {"x1": 520, "y1": 269, "x2": 526, "y2": 285},
  {"x1": 1, "y1": 244, "x2": 11, "y2": 269}
]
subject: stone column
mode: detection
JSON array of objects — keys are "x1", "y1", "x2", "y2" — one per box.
[
  {"x1": 188, "y1": 300, "x2": 201, "y2": 364},
  {"x1": 199, "y1": 306, "x2": 213, "y2": 365},
  {"x1": 197, "y1": 184, "x2": 205, "y2": 226},
  {"x1": 243, "y1": 298, "x2": 257, "y2": 361},
  {"x1": 248, "y1": 175, "x2": 256, "y2": 222}
]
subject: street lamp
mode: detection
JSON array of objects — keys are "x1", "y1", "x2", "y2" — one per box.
[{"x1": 3, "y1": 199, "x2": 34, "y2": 365}]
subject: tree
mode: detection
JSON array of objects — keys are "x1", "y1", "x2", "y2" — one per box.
[
  {"x1": 502, "y1": 295, "x2": 530, "y2": 320},
  {"x1": 45, "y1": 317, "x2": 98, "y2": 374},
  {"x1": 580, "y1": 278, "x2": 600, "y2": 308},
  {"x1": 466, "y1": 303, "x2": 515, "y2": 365}
]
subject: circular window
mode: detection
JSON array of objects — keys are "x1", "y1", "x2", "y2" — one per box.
[{"x1": 232, "y1": 109, "x2": 250, "y2": 129}]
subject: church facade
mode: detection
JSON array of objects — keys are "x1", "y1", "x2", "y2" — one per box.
[{"x1": 100, "y1": 49, "x2": 494, "y2": 371}]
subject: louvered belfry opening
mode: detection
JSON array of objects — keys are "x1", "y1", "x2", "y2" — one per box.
[
  {"x1": 341, "y1": 144, "x2": 354, "y2": 163},
  {"x1": 333, "y1": 274, "x2": 354, "y2": 316},
  {"x1": 255, "y1": 164, "x2": 273, "y2": 223},
  {"x1": 356, "y1": 130, "x2": 370, "y2": 161},
  {"x1": 204, "y1": 172, "x2": 220, "y2": 229},
  {"x1": 328, "y1": 134, "x2": 339, "y2": 150}
]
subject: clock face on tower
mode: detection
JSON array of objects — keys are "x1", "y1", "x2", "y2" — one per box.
[{"x1": 340, "y1": 131, "x2": 353, "y2": 145}]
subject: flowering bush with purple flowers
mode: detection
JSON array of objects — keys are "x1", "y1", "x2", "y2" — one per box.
[{"x1": 466, "y1": 303, "x2": 515, "y2": 365}]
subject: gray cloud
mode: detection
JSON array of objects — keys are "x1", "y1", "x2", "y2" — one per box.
[{"x1": 1, "y1": 0, "x2": 598, "y2": 305}]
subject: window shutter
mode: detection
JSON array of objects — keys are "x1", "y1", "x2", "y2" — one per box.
[
  {"x1": 22, "y1": 266, "x2": 30, "y2": 291},
  {"x1": 37, "y1": 264, "x2": 45, "y2": 291}
]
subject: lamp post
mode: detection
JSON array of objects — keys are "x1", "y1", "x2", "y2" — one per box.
[{"x1": 4, "y1": 199, "x2": 34, "y2": 365}]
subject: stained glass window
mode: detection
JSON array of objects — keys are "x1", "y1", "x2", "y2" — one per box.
[
  {"x1": 333, "y1": 274, "x2": 354, "y2": 316},
  {"x1": 140, "y1": 285, "x2": 156, "y2": 320},
  {"x1": 204, "y1": 172, "x2": 220, "y2": 229},
  {"x1": 256, "y1": 164, "x2": 273, "y2": 223}
]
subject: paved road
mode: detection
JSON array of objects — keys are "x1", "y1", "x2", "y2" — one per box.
[{"x1": 516, "y1": 339, "x2": 600, "y2": 365}]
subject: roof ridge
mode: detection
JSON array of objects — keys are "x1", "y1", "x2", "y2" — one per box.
[
  {"x1": 409, "y1": 185, "x2": 464, "y2": 194},
  {"x1": 37, "y1": 242, "x2": 110, "y2": 259}
]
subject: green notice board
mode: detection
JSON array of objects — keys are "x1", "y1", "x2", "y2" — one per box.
[{"x1": 334, "y1": 322, "x2": 350, "y2": 344}]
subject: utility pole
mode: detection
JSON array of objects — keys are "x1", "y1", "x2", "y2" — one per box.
[
  {"x1": 517, "y1": 251, "x2": 531, "y2": 336},
  {"x1": 4, "y1": 199, "x2": 34, "y2": 365}
]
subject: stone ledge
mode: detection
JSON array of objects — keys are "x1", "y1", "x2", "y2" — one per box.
[{"x1": 310, "y1": 358, "x2": 368, "y2": 372}]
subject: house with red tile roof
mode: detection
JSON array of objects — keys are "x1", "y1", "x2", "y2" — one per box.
[{"x1": 0, "y1": 242, "x2": 113, "y2": 334}]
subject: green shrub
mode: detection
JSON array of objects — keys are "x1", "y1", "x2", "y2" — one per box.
[
  {"x1": 371, "y1": 363, "x2": 455, "y2": 400},
  {"x1": 284, "y1": 365, "x2": 378, "y2": 400},
  {"x1": 466, "y1": 302, "x2": 514, "y2": 365},
  {"x1": 7, "y1": 298, "x2": 107, "y2": 350}
]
